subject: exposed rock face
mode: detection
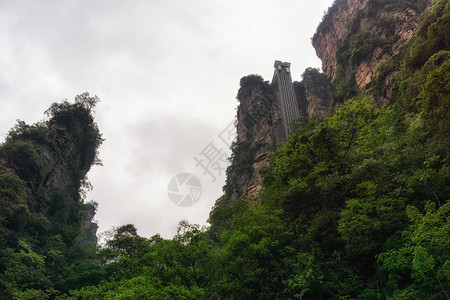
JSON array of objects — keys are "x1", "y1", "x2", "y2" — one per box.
[
  {"x1": 42, "y1": 113, "x2": 98, "y2": 194},
  {"x1": 295, "y1": 68, "x2": 335, "y2": 118},
  {"x1": 355, "y1": 1, "x2": 433, "y2": 90},
  {"x1": 312, "y1": 0, "x2": 434, "y2": 94},
  {"x1": 223, "y1": 75, "x2": 284, "y2": 201},
  {"x1": 81, "y1": 202, "x2": 99, "y2": 244},
  {"x1": 0, "y1": 100, "x2": 101, "y2": 243},
  {"x1": 312, "y1": 0, "x2": 370, "y2": 82}
]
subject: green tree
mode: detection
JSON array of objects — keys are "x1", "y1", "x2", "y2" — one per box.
[{"x1": 378, "y1": 202, "x2": 450, "y2": 299}]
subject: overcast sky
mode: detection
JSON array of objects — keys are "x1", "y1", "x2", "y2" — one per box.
[{"x1": 0, "y1": 0, "x2": 334, "y2": 238}]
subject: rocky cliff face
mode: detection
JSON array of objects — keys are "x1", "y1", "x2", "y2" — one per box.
[
  {"x1": 223, "y1": 75, "x2": 284, "y2": 201},
  {"x1": 312, "y1": 0, "x2": 369, "y2": 82},
  {"x1": 0, "y1": 95, "x2": 102, "y2": 243},
  {"x1": 312, "y1": 0, "x2": 434, "y2": 100},
  {"x1": 295, "y1": 68, "x2": 335, "y2": 118}
]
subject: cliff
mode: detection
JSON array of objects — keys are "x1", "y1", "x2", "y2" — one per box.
[
  {"x1": 312, "y1": 0, "x2": 434, "y2": 102},
  {"x1": 295, "y1": 68, "x2": 335, "y2": 118},
  {"x1": 312, "y1": 0, "x2": 370, "y2": 82},
  {"x1": 223, "y1": 75, "x2": 285, "y2": 201},
  {"x1": 0, "y1": 93, "x2": 102, "y2": 245}
]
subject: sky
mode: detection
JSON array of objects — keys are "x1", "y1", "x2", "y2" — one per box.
[{"x1": 0, "y1": 0, "x2": 334, "y2": 238}]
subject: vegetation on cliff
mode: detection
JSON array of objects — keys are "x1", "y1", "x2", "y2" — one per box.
[
  {"x1": 0, "y1": 93, "x2": 103, "y2": 299},
  {"x1": 0, "y1": 0, "x2": 448, "y2": 299},
  {"x1": 315, "y1": 0, "x2": 432, "y2": 105}
]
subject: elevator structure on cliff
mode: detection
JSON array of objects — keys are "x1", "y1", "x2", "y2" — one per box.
[{"x1": 272, "y1": 60, "x2": 300, "y2": 138}]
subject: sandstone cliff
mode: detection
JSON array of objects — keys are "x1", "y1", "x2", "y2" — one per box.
[
  {"x1": 295, "y1": 68, "x2": 335, "y2": 118},
  {"x1": 0, "y1": 94, "x2": 102, "y2": 244},
  {"x1": 312, "y1": 0, "x2": 433, "y2": 102},
  {"x1": 223, "y1": 75, "x2": 284, "y2": 201}
]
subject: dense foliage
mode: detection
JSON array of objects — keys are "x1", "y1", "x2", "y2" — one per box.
[
  {"x1": 1, "y1": 0, "x2": 449, "y2": 299},
  {"x1": 0, "y1": 93, "x2": 103, "y2": 299}
]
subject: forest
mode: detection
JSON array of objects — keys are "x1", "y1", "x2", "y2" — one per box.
[{"x1": 0, "y1": 0, "x2": 449, "y2": 299}]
